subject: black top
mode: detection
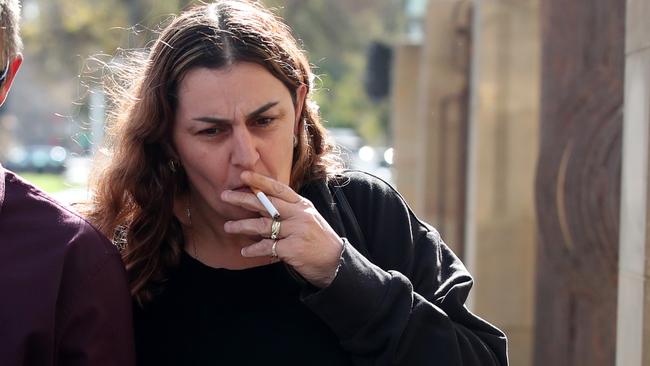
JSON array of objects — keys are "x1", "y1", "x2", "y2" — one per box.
[
  {"x1": 135, "y1": 171, "x2": 508, "y2": 365},
  {"x1": 134, "y1": 252, "x2": 352, "y2": 365}
]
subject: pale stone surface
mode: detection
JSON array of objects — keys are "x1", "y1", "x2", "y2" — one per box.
[
  {"x1": 504, "y1": 327, "x2": 534, "y2": 366},
  {"x1": 617, "y1": 272, "x2": 646, "y2": 366},
  {"x1": 646, "y1": 274, "x2": 650, "y2": 366},
  {"x1": 391, "y1": 44, "x2": 422, "y2": 211},
  {"x1": 390, "y1": 1, "x2": 540, "y2": 364},
  {"x1": 414, "y1": 0, "x2": 471, "y2": 255},
  {"x1": 626, "y1": 0, "x2": 650, "y2": 54},
  {"x1": 616, "y1": 45, "x2": 650, "y2": 366},
  {"x1": 468, "y1": 1, "x2": 540, "y2": 365}
]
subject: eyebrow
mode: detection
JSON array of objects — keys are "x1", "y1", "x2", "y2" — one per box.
[{"x1": 192, "y1": 101, "x2": 280, "y2": 124}]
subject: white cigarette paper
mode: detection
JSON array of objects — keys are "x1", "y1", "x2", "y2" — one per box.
[{"x1": 253, "y1": 189, "x2": 280, "y2": 219}]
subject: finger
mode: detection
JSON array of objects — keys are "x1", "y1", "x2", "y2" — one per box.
[
  {"x1": 221, "y1": 190, "x2": 270, "y2": 216},
  {"x1": 241, "y1": 238, "x2": 280, "y2": 258},
  {"x1": 224, "y1": 217, "x2": 269, "y2": 237},
  {"x1": 241, "y1": 171, "x2": 302, "y2": 204},
  {"x1": 225, "y1": 216, "x2": 288, "y2": 238},
  {"x1": 221, "y1": 189, "x2": 293, "y2": 217}
]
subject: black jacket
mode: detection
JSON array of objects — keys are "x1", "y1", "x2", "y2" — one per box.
[{"x1": 298, "y1": 170, "x2": 508, "y2": 365}]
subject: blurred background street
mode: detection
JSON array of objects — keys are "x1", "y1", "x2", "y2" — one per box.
[
  {"x1": 2, "y1": 0, "x2": 407, "y2": 204},
  {"x1": 2, "y1": 0, "x2": 649, "y2": 365}
]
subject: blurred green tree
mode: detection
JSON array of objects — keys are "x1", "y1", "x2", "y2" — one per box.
[
  {"x1": 265, "y1": 0, "x2": 405, "y2": 143},
  {"x1": 21, "y1": 0, "x2": 405, "y2": 144}
]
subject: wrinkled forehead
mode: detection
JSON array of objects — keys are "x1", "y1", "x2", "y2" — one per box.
[{"x1": 175, "y1": 63, "x2": 295, "y2": 118}]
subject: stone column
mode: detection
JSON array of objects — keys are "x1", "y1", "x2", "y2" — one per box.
[
  {"x1": 411, "y1": 0, "x2": 473, "y2": 255},
  {"x1": 616, "y1": 1, "x2": 650, "y2": 365},
  {"x1": 535, "y1": 0, "x2": 624, "y2": 364},
  {"x1": 391, "y1": 44, "x2": 422, "y2": 210},
  {"x1": 466, "y1": 1, "x2": 540, "y2": 365}
]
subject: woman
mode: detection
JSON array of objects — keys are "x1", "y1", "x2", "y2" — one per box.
[{"x1": 87, "y1": 1, "x2": 508, "y2": 364}]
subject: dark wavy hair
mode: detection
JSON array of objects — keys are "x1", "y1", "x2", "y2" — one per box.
[{"x1": 85, "y1": 0, "x2": 342, "y2": 304}]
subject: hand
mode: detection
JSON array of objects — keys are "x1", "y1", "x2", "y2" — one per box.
[{"x1": 221, "y1": 171, "x2": 344, "y2": 288}]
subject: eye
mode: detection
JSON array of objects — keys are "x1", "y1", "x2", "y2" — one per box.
[
  {"x1": 255, "y1": 116, "x2": 275, "y2": 126},
  {"x1": 198, "y1": 127, "x2": 222, "y2": 136}
]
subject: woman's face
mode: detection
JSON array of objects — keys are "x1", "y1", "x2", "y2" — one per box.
[{"x1": 172, "y1": 62, "x2": 305, "y2": 221}]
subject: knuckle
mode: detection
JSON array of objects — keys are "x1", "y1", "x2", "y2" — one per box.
[
  {"x1": 299, "y1": 198, "x2": 313, "y2": 209},
  {"x1": 248, "y1": 194, "x2": 260, "y2": 207},
  {"x1": 256, "y1": 217, "x2": 268, "y2": 232},
  {"x1": 272, "y1": 181, "x2": 286, "y2": 195}
]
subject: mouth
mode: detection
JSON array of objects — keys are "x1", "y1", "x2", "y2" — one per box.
[{"x1": 230, "y1": 185, "x2": 253, "y2": 193}]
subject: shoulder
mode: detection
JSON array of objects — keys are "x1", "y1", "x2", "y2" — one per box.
[
  {"x1": 330, "y1": 171, "x2": 438, "y2": 270},
  {"x1": 57, "y1": 213, "x2": 127, "y2": 309},
  {"x1": 332, "y1": 169, "x2": 436, "y2": 238},
  {"x1": 3, "y1": 171, "x2": 121, "y2": 269},
  {"x1": 1, "y1": 172, "x2": 128, "y2": 322},
  {"x1": 58, "y1": 208, "x2": 123, "y2": 285},
  {"x1": 330, "y1": 170, "x2": 411, "y2": 216},
  {"x1": 330, "y1": 169, "x2": 398, "y2": 199}
]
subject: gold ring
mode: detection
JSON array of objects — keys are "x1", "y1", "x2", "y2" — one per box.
[
  {"x1": 271, "y1": 240, "x2": 279, "y2": 258},
  {"x1": 270, "y1": 217, "x2": 281, "y2": 240}
]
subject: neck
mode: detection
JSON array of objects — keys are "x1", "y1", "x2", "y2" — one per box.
[{"x1": 183, "y1": 202, "x2": 271, "y2": 269}]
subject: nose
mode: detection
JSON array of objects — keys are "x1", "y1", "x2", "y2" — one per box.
[{"x1": 230, "y1": 127, "x2": 260, "y2": 169}]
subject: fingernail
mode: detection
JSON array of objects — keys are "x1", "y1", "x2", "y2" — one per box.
[{"x1": 240, "y1": 247, "x2": 248, "y2": 257}]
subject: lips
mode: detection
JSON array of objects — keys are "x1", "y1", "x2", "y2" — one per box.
[{"x1": 231, "y1": 185, "x2": 252, "y2": 193}]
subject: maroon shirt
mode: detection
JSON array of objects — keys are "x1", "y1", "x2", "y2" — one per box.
[{"x1": 0, "y1": 166, "x2": 135, "y2": 365}]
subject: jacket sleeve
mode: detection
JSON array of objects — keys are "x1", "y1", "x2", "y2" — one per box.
[
  {"x1": 55, "y1": 221, "x2": 136, "y2": 366},
  {"x1": 300, "y1": 172, "x2": 508, "y2": 365}
]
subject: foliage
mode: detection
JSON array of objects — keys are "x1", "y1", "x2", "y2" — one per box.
[
  {"x1": 20, "y1": 0, "x2": 406, "y2": 144},
  {"x1": 265, "y1": 0, "x2": 405, "y2": 143}
]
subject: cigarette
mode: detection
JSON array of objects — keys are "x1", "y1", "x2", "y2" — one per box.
[{"x1": 251, "y1": 188, "x2": 280, "y2": 219}]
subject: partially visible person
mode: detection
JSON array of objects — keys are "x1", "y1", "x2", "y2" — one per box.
[
  {"x1": 87, "y1": 1, "x2": 507, "y2": 365},
  {"x1": 0, "y1": 1, "x2": 135, "y2": 364}
]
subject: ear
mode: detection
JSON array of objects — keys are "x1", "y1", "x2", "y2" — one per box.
[
  {"x1": 293, "y1": 84, "x2": 308, "y2": 135},
  {"x1": 164, "y1": 143, "x2": 179, "y2": 162},
  {"x1": 0, "y1": 54, "x2": 23, "y2": 107}
]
